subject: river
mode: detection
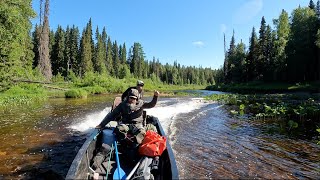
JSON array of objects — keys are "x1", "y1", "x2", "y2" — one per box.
[{"x1": 0, "y1": 90, "x2": 319, "y2": 179}]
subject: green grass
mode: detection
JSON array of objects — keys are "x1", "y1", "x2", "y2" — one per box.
[
  {"x1": 206, "y1": 81, "x2": 320, "y2": 94},
  {"x1": 0, "y1": 73, "x2": 207, "y2": 106},
  {"x1": 65, "y1": 89, "x2": 88, "y2": 98},
  {"x1": 0, "y1": 84, "x2": 48, "y2": 107}
]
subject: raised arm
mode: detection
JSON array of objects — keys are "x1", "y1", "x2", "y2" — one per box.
[{"x1": 142, "y1": 90, "x2": 160, "y2": 109}]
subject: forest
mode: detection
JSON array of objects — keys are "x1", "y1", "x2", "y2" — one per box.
[
  {"x1": 216, "y1": 0, "x2": 320, "y2": 85},
  {"x1": 0, "y1": 0, "x2": 215, "y2": 94},
  {"x1": 1, "y1": 0, "x2": 320, "y2": 96}
]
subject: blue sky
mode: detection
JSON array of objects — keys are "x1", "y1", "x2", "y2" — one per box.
[{"x1": 31, "y1": 0, "x2": 307, "y2": 69}]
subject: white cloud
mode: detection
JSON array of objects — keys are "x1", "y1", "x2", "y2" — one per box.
[
  {"x1": 232, "y1": 0, "x2": 263, "y2": 25},
  {"x1": 220, "y1": 24, "x2": 227, "y2": 34},
  {"x1": 192, "y1": 41, "x2": 205, "y2": 47}
]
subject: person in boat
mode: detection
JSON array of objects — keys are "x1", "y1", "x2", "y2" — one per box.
[
  {"x1": 121, "y1": 80, "x2": 144, "y2": 101},
  {"x1": 96, "y1": 89, "x2": 159, "y2": 144}
]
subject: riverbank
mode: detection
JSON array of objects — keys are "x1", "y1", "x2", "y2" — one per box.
[
  {"x1": 205, "y1": 93, "x2": 320, "y2": 143},
  {"x1": 206, "y1": 82, "x2": 320, "y2": 94},
  {"x1": 0, "y1": 77, "x2": 206, "y2": 107}
]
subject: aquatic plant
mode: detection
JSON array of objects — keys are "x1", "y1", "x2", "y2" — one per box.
[{"x1": 206, "y1": 93, "x2": 320, "y2": 138}]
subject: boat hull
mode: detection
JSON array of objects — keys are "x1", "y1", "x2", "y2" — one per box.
[{"x1": 66, "y1": 116, "x2": 179, "y2": 179}]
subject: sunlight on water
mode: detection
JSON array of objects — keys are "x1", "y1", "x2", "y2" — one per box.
[
  {"x1": 146, "y1": 98, "x2": 208, "y2": 134},
  {"x1": 68, "y1": 107, "x2": 111, "y2": 132}
]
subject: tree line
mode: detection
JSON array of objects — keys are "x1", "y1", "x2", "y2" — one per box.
[
  {"x1": 218, "y1": 0, "x2": 320, "y2": 84},
  {"x1": 0, "y1": 0, "x2": 215, "y2": 92},
  {"x1": 32, "y1": 19, "x2": 216, "y2": 85}
]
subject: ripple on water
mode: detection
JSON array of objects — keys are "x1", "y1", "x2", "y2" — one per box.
[{"x1": 171, "y1": 102, "x2": 320, "y2": 179}]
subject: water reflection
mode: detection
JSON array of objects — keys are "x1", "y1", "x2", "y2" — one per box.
[
  {"x1": 0, "y1": 91, "x2": 319, "y2": 179},
  {"x1": 0, "y1": 94, "x2": 115, "y2": 178}
]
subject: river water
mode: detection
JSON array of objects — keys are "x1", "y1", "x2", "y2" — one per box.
[{"x1": 0, "y1": 91, "x2": 319, "y2": 179}]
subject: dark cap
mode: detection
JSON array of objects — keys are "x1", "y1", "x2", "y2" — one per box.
[
  {"x1": 137, "y1": 80, "x2": 144, "y2": 86},
  {"x1": 128, "y1": 89, "x2": 139, "y2": 99}
]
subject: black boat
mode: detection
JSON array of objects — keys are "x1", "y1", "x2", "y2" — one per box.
[{"x1": 66, "y1": 101, "x2": 179, "y2": 180}]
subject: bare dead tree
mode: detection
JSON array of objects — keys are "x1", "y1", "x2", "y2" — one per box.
[{"x1": 38, "y1": 0, "x2": 52, "y2": 81}]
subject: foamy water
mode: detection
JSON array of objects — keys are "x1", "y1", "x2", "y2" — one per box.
[
  {"x1": 145, "y1": 98, "x2": 208, "y2": 134},
  {"x1": 68, "y1": 98, "x2": 208, "y2": 134},
  {"x1": 68, "y1": 107, "x2": 111, "y2": 132}
]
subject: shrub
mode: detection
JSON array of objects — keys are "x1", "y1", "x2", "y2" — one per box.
[
  {"x1": 65, "y1": 89, "x2": 87, "y2": 98},
  {"x1": 52, "y1": 73, "x2": 65, "y2": 83},
  {"x1": 82, "y1": 86, "x2": 106, "y2": 94}
]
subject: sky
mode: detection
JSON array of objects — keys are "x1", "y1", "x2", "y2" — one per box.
[{"x1": 31, "y1": 0, "x2": 308, "y2": 69}]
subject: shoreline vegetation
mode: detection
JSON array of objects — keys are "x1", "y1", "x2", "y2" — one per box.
[
  {"x1": 206, "y1": 81, "x2": 320, "y2": 94},
  {"x1": 204, "y1": 84, "x2": 320, "y2": 143},
  {"x1": 0, "y1": 75, "x2": 206, "y2": 107}
]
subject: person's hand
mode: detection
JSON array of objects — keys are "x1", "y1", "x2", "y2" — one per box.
[
  {"x1": 154, "y1": 90, "x2": 160, "y2": 96},
  {"x1": 95, "y1": 125, "x2": 102, "y2": 129}
]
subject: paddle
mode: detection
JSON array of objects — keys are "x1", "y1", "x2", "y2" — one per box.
[{"x1": 113, "y1": 141, "x2": 127, "y2": 180}]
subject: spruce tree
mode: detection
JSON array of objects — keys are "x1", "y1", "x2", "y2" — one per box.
[
  {"x1": 32, "y1": 24, "x2": 40, "y2": 68},
  {"x1": 51, "y1": 25, "x2": 65, "y2": 76},
  {"x1": 317, "y1": 0, "x2": 320, "y2": 19},
  {"x1": 310, "y1": 0, "x2": 316, "y2": 10},
  {"x1": 120, "y1": 43, "x2": 127, "y2": 65},
  {"x1": 93, "y1": 27, "x2": 106, "y2": 74},
  {"x1": 257, "y1": 16, "x2": 267, "y2": 80},
  {"x1": 224, "y1": 31, "x2": 236, "y2": 83},
  {"x1": 106, "y1": 37, "x2": 114, "y2": 75},
  {"x1": 112, "y1": 41, "x2": 120, "y2": 77},
  {"x1": 69, "y1": 25, "x2": 80, "y2": 75},
  {"x1": 64, "y1": 26, "x2": 71, "y2": 77},
  {"x1": 247, "y1": 27, "x2": 258, "y2": 81},
  {"x1": 79, "y1": 19, "x2": 94, "y2": 76}
]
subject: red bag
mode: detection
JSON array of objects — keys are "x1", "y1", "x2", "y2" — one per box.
[{"x1": 138, "y1": 130, "x2": 167, "y2": 157}]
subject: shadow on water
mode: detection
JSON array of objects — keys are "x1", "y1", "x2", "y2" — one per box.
[
  {"x1": 12, "y1": 135, "x2": 86, "y2": 180},
  {"x1": 0, "y1": 94, "x2": 115, "y2": 179}
]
